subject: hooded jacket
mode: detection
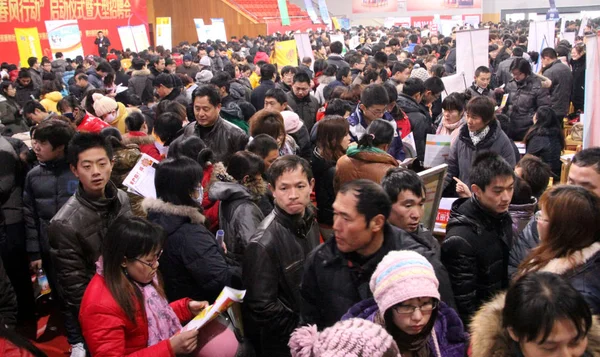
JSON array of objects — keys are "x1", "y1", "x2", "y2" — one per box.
[
  {"x1": 128, "y1": 69, "x2": 154, "y2": 104},
  {"x1": 441, "y1": 197, "x2": 513, "y2": 325},
  {"x1": 342, "y1": 298, "x2": 468, "y2": 357},
  {"x1": 48, "y1": 182, "x2": 132, "y2": 312},
  {"x1": 505, "y1": 75, "x2": 551, "y2": 141},
  {"x1": 183, "y1": 116, "x2": 249, "y2": 165},
  {"x1": 443, "y1": 120, "x2": 516, "y2": 190},
  {"x1": 23, "y1": 157, "x2": 78, "y2": 261},
  {"x1": 301, "y1": 223, "x2": 454, "y2": 330},
  {"x1": 208, "y1": 181, "x2": 265, "y2": 264},
  {"x1": 470, "y1": 293, "x2": 600, "y2": 357},
  {"x1": 40, "y1": 91, "x2": 63, "y2": 114},
  {"x1": 143, "y1": 198, "x2": 240, "y2": 303},
  {"x1": 541, "y1": 59, "x2": 573, "y2": 118},
  {"x1": 0, "y1": 94, "x2": 28, "y2": 134},
  {"x1": 243, "y1": 204, "x2": 320, "y2": 356},
  {"x1": 122, "y1": 132, "x2": 161, "y2": 161},
  {"x1": 334, "y1": 147, "x2": 399, "y2": 192},
  {"x1": 397, "y1": 93, "x2": 435, "y2": 165}
]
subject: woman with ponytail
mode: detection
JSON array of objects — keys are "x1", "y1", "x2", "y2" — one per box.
[{"x1": 334, "y1": 119, "x2": 399, "y2": 191}]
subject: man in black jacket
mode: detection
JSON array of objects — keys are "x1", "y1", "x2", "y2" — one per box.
[
  {"x1": 441, "y1": 152, "x2": 514, "y2": 325},
  {"x1": 94, "y1": 31, "x2": 110, "y2": 58},
  {"x1": 243, "y1": 156, "x2": 320, "y2": 357},
  {"x1": 286, "y1": 72, "x2": 319, "y2": 133},
  {"x1": 250, "y1": 63, "x2": 276, "y2": 111},
  {"x1": 301, "y1": 179, "x2": 453, "y2": 330},
  {"x1": 540, "y1": 47, "x2": 573, "y2": 120},
  {"x1": 49, "y1": 133, "x2": 131, "y2": 355}
]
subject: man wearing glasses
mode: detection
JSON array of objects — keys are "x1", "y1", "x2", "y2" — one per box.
[{"x1": 286, "y1": 72, "x2": 319, "y2": 133}]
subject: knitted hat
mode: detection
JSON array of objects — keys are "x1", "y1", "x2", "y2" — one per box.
[
  {"x1": 370, "y1": 250, "x2": 440, "y2": 315},
  {"x1": 92, "y1": 93, "x2": 117, "y2": 117},
  {"x1": 281, "y1": 110, "x2": 304, "y2": 134},
  {"x1": 206, "y1": 46, "x2": 215, "y2": 54},
  {"x1": 199, "y1": 56, "x2": 212, "y2": 67},
  {"x1": 410, "y1": 67, "x2": 430, "y2": 82},
  {"x1": 183, "y1": 54, "x2": 193, "y2": 61},
  {"x1": 196, "y1": 70, "x2": 213, "y2": 84},
  {"x1": 289, "y1": 318, "x2": 399, "y2": 357}
]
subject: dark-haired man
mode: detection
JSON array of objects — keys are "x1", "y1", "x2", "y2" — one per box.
[
  {"x1": 298, "y1": 57, "x2": 313, "y2": 79},
  {"x1": 154, "y1": 73, "x2": 188, "y2": 106},
  {"x1": 326, "y1": 41, "x2": 349, "y2": 69},
  {"x1": 27, "y1": 57, "x2": 43, "y2": 89},
  {"x1": 183, "y1": 85, "x2": 248, "y2": 164},
  {"x1": 250, "y1": 63, "x2": 276, "y2": 111},
  {"x1": 497, "y1": 47, "x2": 523, "y2": 87},
  {"x1": 468, "y1": 66, "x2": 496, "y2": 103},
  {"x1": 441, "y1": 152, "x2": 515, "y2": 324},
  {"x1": 286, "y1": 72, "x2": 319, "y2": 132},
  {"x1": 94, "y1": 31, "x2": 110, "y2": 58},
  {"x1": 86, "y1": 61, "x2": 111, "y2": 89},
  {"x1": 24, "y1": 120, "x2": 80, "y2": 350},
  {"x1": 387, "y1": 62, "x2": 411, "y2": 93},
  {"x1": 540, "y1": 47, "x2": 573, "y2": 120},
  {"x1": 276, "y1": 65, "x2": 297, "y2": 94},
  {"x1": 23, "y1": 100, "x2": 58, "y2": 124},
  {"x1": 301, "y1": 179, "x2": 453, "y2": 329},
  {"x1": 244, "y1": 155, "x2": 320, "y2": 356},
  {"x1": 49, "y1": 132, "x2": 131, "y2": 356}
]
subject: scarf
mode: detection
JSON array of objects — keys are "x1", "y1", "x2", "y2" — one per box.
[
  {"x1": 346, "y1": 145, "x2": 388, "y2": 157},
  {"x1": 376, "y1": 308, "x2": 439, "y2": 357},
  {"x1": 441, "y1": 115, "x2": 466, "y2": 132},
  {"x1": 95, "y1": 257, "x2": 182, "y2": 347},
  {"x1": 469, "y1": 125, "x2": 490, "y2": 146}
]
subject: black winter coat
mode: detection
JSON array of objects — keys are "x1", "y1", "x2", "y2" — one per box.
[
  {"x1": 250, "y1": 80, "x2": 275, "y2": 111},
  {"x1": 183, "y1": 117, "x2": 249, "y2": 165},
  {"x1": 23, "y1": 158, "x2": 78, "y2": 261},
  {"x1": 243, "y1": 205, "x2": 320, "y2": 357},
  {"x1": 301, "y1": 223, "x2": 455, "y2": 330},
  {"x1": 505, "y1": 75, "x2": 551, "y2": 141},
  {"x1": 441, "y1": 197, "x2": 513, "y2": 325},
  {"x1": 286, "y1": 92, "x2": 319, "y2": 133},
  {"x1": 208, "y1": 182, "x2": 265, "y2": 263},
  {"x1": 14, "y1": 81, "x2": 40, "y2": 108},
  {"x1": 144, "y1": 198, "x2": 241, "y2": 303},
  {"x1": 508, "y1": 217, "x2": 538, "y2": 279},
  {"x1": 0, "y1": 255, "x2": 17, "y2": 328},
  {"x1": 570, "y1": 55, "x2": 586, "y2": 112},
  {"x1": 290, "y1": 124, "x2": 312, "y2": 161},
  {"x1": 541, "y1": 60, "x2": 573, "y2": 118},
  {"x1": 48, "y1": 182, "x2": 131, "y2": 312},
  {"x1": 397, "y1": 93, "x2": 435, "y2": 166},
  {"x1": 127, "y1": 69, "x2": 154, "y2": 104},
  {"x1": 525, "y1": 132, "x2": 563, "y2": 179},
  {"x1": 311, "y1": 149, "x2": 336, "y2": 227}
]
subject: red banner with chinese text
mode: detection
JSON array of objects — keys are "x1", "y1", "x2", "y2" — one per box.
[{"x1": 0, "y1": 0, "x2": 148, "y2": 65}]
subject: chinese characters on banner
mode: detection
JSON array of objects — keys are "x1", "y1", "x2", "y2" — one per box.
[{"x1": 0, "y1": 0, "x2": 147, "y2": 65}]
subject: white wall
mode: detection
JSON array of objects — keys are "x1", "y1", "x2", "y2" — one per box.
[{"x1": 483, "y1": 0, "x2": 600, "y2": 13}]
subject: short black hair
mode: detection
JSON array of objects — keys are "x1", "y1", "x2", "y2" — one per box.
[
  {"x1": 382, "y1": 168, "x2": 425, "y2": 203},
  {"x1": 466, "y1": 96, "x2": 495, "y2": 124},
  {"x1": 361, "y1": 84, "x2": 389, "y2": 108},
  {"x1": 27, "y1": 57, "x2": 38, "y2": 67},
  {"x1": 210, "y1": 71, "x2": 232, "y2": 93},
  {"x1": 330, "y1": 41, "x2": 344, "y2": 54},
  {"x1": 516, "y1": 154, "x2": 552, "y2": 199},
  {"x1": 442, "y1": 91, "x2": 470, "y2": 113},
  {"x1": 227, "y1": 151, "x2": 265, "y2": 181},
  {"x1": 23, "y1": 100, "x2": 46, "y2": 115},
  {"x1": 470, "y1": 151, "x2": 515, "y2": 191},
  {"x1": 325, "y1": 98, "x2": 352, "y2": 116},
  {"x1": 424, "y1": 76, "x2": 445, "y2": 95},
  {"x1": 391, "y1": 62, "x2": 409, "y2": 76},
  {"x1": 572, "y1": 147, "x2": 600, "y2": 174},
  {"x1": 509, "y1": 57, "x2": 532, "y2": 76},
  {"x1": 153, "y1": 112, "x2": 183, "y2": 145},
  {"x1": 474, "y1": 66, "x2": 491, "y2": 77},
  {"x1": 155, "y1": 157, "x2": 204, "y2": 208},
  {"x1": 335, "y1": 66, "x2": 351, "y2": 81},
  {"x1": 382, "y1": 82, "x2": 398, "y2": 105},
  {"x1": 338, "y1": 179, "x2": 392, "y2": 225},
  {"x1": 503, "y1": 272, "x2": 592, "y2": 344},
  {"x1": 267, "y1": 155, "x2": 313, "y2": 187},
  {"x1": 96, "y1": 62, "x2": 112, "y2": 74},
  {"x1": 33, "y1": 119, "x2": 76, "y2": 152},
  {"x1": 293, "y1": 71, "x2": 311, "y2": 85},
  {"x1": 260, "y1": 64, "x2": 276, "y2": 81},
  {"x1": 540, "y1": 47, "x2": 557, "y2": 59},
  {"x1": 67, "y1": 132, "x2": 113, "y2": 167},
  {"x1": 265, "y1": 88, "x2": 288, "y2": 105},
  {"x1": 124, "y1": 111, "x2": 146, "y2": 132},
  {"x1": 409, "y1": 34, "x2": 419, "y2": 44},
  {"x1": 192, "y1": 84, "x2": 221, "y2": 107},
  {"x1": 512, "y1": 47, "x2": 524, "y2": 57},
  {"x1": 402, "y1": 77, "x2": 426, "y2": 97},
  {"x1": 168, "y1": 136, "x2": 213, "y2": 168},
  {"x1": 246, "y1": 134, "x2": 279, "y2": 158},
  {"x1": 281, "y1": 65, "x2": 298, "y2": 76}
]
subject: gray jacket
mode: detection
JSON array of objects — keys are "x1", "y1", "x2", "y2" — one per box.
[
  {"x1": 444, "y1": 120, "x2": 517, "y2": 190},
  {"x1": 127, "y1": 69, "x2": 154, "y2": 103},
  {"x1": 505, "y1": 75, "x2": 551, "y2": 141},
  {"x1": 541, "y1": 60, "x2": 573, "y2": 118},
  {"x1": 326, "y1": 54, "x2": 349, "y2": 69},
  {"x1": 496, "y1": 56, "x2": 517, "y2": 87},
  {"x1": 286, "y1": 92, "x2": 320, "y2": 133}
]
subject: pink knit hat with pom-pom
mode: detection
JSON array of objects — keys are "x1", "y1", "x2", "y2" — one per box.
[{"x1": 289, "y1": 318, "x2": 399, "y2": 357}]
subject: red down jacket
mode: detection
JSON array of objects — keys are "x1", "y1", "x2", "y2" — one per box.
[{"x1": 79, "y1": 274, "x2": 193, "y2": 357}]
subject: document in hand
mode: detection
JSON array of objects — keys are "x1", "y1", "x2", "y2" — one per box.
[
  {"x1": 424, "y1": 134, "x2": 452, "y2": 168},
  {"x1": 182, "y1": 287, "x2": 246, "y2": 332},
  {"x1": 122, "y1": 153, "x2": 159, "y2": 198}
]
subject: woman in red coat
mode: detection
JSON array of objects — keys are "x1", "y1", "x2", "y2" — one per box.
[{"x1": 79, "y1": 216, "x2": 205, "y2": 357}]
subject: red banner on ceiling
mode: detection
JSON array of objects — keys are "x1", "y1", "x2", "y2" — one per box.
[{"x1": 0, "y1": 0, "x2": 148, "y2": 65}]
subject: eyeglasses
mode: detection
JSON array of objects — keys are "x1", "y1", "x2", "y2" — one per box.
[
  {"x1": 534, "y1": 211, "x2": 549, "y2": 223},
  {"x1": 365, "y1": 107, "x2": 388, "y2": 117},
  {"x1": 133, "y1": 250, "x2": 163, "y2": 269},
  {"x1": 393, "y1": 300, "x2": 438, "y2": 315}
]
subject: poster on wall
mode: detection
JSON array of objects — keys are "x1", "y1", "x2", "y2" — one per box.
[
  {"x1": 352, "y1": 0, "x2": 398, "y2": 14},
  {"x1": 528, "y1": 20, "x2": 555, "y2": 72},
  {"x1": 117, "y1": 26, "x2": 137, "y2": 52},
  {"x1": 456, "y1": 28, "x2": 489, "y2": 85},
  {"x1": 14, "y1": 28, "x2": 43, "y2": 67},
  {"x1": 0, "y1": 0, "x2": 148, "y2": 65},
  {"x1": 131, "y1": 25, "x2": 150, "y2": 52},
  {"x1": 407, "y1": 0, "x2": 481, "y2": 12},
  {"x1": 156, "y1": 17, "x2": 172, "y2": 51},
  {"x1": 194, "y1": 19, "x2": 209, "y2": 43},
  {"x1": 209, "y1": 18, "x2": 228, "y2": 42},
  {"x1": 44, "y1": 20, "x2": 84, "y2": 59}
]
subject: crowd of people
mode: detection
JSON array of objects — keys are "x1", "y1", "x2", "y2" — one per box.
[{"x1": 0, "y1": 18, "x2": 599, "y2": 357}]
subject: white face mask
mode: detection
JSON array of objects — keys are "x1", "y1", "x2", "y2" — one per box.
[
  {"x1": 104, "y1": 111, "x2": 117, "y2": 123},
  {"x1": 193, "y1": 186, "x2": 204, "y2": 204}
]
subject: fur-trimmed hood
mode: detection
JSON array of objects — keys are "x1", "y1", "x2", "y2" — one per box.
[
  {"x1": 207, "y1": 162, "x2": 267, "y2": 201},
  {"x1": 122, "y1": 132, "x2": 155, "y2": 147},
  {"x1": 538, "y1": 242, "x2": 600, "y2": 276},
  {"x1": 131, "y1": 69, "x2": 151, "y2": 77},
  {"x1": 207, "y1": 162, "x2": 228, "y2": 191},
  {"x1": 142, "y1": 197, "x2": 205, "y2": 225},
  {"x1": 470, "y1": 293, "x2": 600, "y2": 357}
]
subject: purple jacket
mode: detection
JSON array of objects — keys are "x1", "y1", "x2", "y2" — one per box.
[{"x1": 342, "y1": 298, "x2": 468, "y2": 357}]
